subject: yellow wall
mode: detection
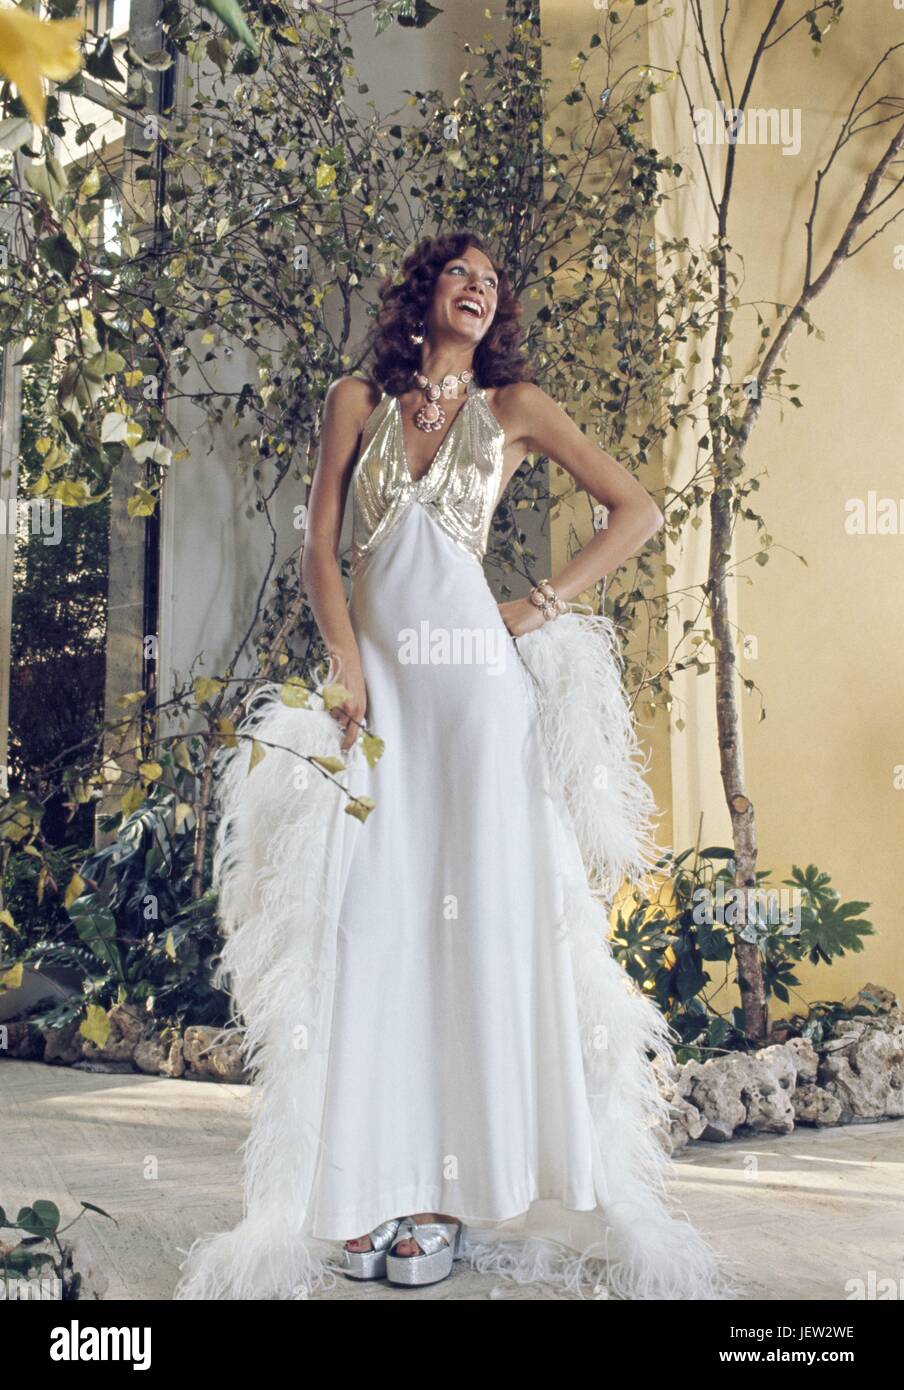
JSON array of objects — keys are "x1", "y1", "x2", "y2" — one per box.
[
  {"x1": 724, "y1": 5, "x2": 904, "y2": 1008},
  {"x1": 546, "y1": 0, "x2": 903, "y2": 1010}
]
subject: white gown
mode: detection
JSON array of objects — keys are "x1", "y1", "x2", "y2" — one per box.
[{"x1": 173, "y1": 381, "x2": 735, "y2": 1300}]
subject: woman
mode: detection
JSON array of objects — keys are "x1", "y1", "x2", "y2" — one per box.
[{"x1": 174, "y1": 230, "x2": 734, "y2": 1300}]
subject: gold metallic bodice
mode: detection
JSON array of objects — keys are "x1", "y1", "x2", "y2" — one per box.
[{"x1": 350, "y1": 382, "x2": 506, "y2": 577}]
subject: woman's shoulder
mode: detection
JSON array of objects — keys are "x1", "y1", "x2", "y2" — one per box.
[
  {"x1": 485, "y1": 380, "x2": 550, "y2": 433},
  {"x1": 326, "y1": 373, "x2": 384, "y2": 428}
]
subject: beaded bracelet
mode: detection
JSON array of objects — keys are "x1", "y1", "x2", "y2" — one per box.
[{"x1": 528, "y1": 577, "x2": 568, "y2": 622}]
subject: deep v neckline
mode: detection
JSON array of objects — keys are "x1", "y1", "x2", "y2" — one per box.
[{"x1": 395, "y1": 387, "x2": 476, "y2": 487}]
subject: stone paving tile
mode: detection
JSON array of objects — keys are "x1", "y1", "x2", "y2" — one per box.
[{"x1": 3, "y1": 1058, "x2": 903, "y2": 1301}]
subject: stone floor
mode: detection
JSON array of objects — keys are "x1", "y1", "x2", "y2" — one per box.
[{"x1": 3, "y1": 1057, "x2": 903, "y2": 1300}]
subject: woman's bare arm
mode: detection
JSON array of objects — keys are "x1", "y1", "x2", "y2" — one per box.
[
  {"x1": 301, "y1": 376, "x2": 378, "y2": 748},
  {"x1": 496, "y1": 382, "x2": 664, "y2": 634}
]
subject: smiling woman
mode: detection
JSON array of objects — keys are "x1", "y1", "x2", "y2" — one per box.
[{"x1": 173, "y1": 230, "x2": 736, "y2": 1302}]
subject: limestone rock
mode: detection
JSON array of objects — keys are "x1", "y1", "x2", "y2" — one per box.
[
  {"x1": 663, "y1": 1093, "x2": 706, "y2": 1151},
  {"x1": 818, "y1": 1011, "x2": 904, "y2": 1120},
  {"x1": 41, "y1": 1019, "x2": 83, "y2": 1064},
  {"x1": 840, "y1": 982, "x2": 900, "y2": 1018},
  {"x1": 0, "y1": 1019, "x2": 45, "y2": 1060},
  {"x1": 134, "y1": 1028, "x2": 185, "y2": 1078},
  {"x1": 676, "y1": 1042, "x2": 802, "y2": 1141},
  {"x1": 792, "y1": 1082, "x2": 843, "y2": 1127},
  {"x1": 183, "y1": 1025, "x2": 248, "y2": 1082},
  {"x1": 80, "y1": 1003, "x2": 148, "y2": 1065},
  {"x1": 784, "y1": 1036, "x2": 819, "y2": 1083}
]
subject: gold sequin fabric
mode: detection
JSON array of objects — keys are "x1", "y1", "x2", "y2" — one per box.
[{"x1": 350, "y1": 383, "x2": 505, "y2": 577}]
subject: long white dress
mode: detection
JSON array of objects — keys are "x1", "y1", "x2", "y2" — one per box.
[{"x1": 173, "y1": 380, "x2": 735, "y2": 1300}]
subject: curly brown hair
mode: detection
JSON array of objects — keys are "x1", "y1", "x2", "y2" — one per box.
[{"x1": 361, "y1": 230, "x2": 534, "y2": 396}]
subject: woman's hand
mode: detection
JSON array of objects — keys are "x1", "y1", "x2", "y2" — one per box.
[
  {"x1": 498, "y1": 597, "x2": 549, "y2": 640},
  {"x1": 326, "y1": 649, "x2": 368, "y2": 753}
]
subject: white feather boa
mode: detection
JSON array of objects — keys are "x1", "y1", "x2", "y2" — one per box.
[
  {"x1": 514, "y1": 607, "x2": 665, "y2": 904},
  {"x1": 172, "y1": 609, "x2": 741, "y2": 1301}
]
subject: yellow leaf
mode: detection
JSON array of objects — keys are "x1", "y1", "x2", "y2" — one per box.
[
  {"x1": 79, "y1": 1004, "x2": 111, "y2": 1049},
  {"x1": 361, "y1": 731, "x2": 384, "y2": 768},
  {"x1": 79, "y1": 165, "x2": 100, "y2": 198},
  {"x1": 315, "y1": 161, "x2": 336, "y2": 189},
  {"x1": 0, "y1": 11, "x2": 83, "y2": 127},
  {"x1": 102, "y1": 758, "x2": 122, "y2": 784},
  {"x1": 321, "y1": 682, "x2": 351, "y2": 711},
  {"x1": 311, "y1": 755, "x2": 345, "y2": 774},
  {"x1": 344, "y1": 795, "x2": 375, "y2": 824},
  {"x1": 127, "y1": 485, "x2": 157, "y2": 518},
  {"x1": 0, "y1": 908, "x2": 16, "y2": 931},
  {"x1": 164, "y1": 930, "x2": 177, "y2": 961},
  {"x1": 193, "y1": 676, "x2": 224, "y2": 704},
  {"x1": 41, "y1": 445, "x2": 66, "y2": 473},
  {"x1": 0, "y1": 962, "x2": 23, "y2": 992},
  {"x1": 172, "y1": 740, "x2": 194, "y2": 773},
  {"x1": 140, "y1": 307, "x2": 155, "y2": 329},
  {"x1": 63, "y1": 871, "x2": 85, "y2": 909},
  {"x1": 174, "y1": 801, "x2": 193, "y2": 830},
  {"x1": 124, "y1": 369, "x2": 143, "y2": 387},
  {"x1": 279, "y1": 677, "x2": 310, "y2": 708},
  {"x1": 138, "y1": 761, "x2": 163, "y2": 781},
  {"x1": 116, "y1": 690, "x2": 146, "y2": 708},
  {"x1": 31, "y1": 471, "x2": 49, "y2": 495},
  {"x1": 119, "y1": 784, "x2": 144, "y2": 818},
  {"x1": 51, "y1": 478, "x2": 92, "y2": 506},
  {"x1": 248, "y1": 739, "x2": 266, "y2": 772},
  {"x1": 215, "y1": 717, "x2": 237, "y2": 748},
  {"x1": 35, "y1": 436, "x2": 52, "y2": 456}
]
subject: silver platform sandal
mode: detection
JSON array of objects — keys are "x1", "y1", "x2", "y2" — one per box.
[
  {"x1": 342, "y1": 1217, "x2": 404, "y2": 1281},
  {"x1": 384, "y1": 1216, "x2": 466, "y2": 1287}
]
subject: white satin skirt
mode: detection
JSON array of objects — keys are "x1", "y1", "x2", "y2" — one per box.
[{"x1": 308, "y1": 503, "x2": 602, "y2": 1239}]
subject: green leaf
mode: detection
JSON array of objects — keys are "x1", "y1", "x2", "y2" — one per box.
[
  {"x1": 79, "y1": 1200, "x2": 117, "y2": 1224},
  {"x1": 37, "y1": 232, "x2": 79, "y2": 281},
  {"x1": 198, "y1": 0, "x2": 260, "y2": 55},
  {"x1": 24, "y1": 159, "x2": 67, "y2": 206},
  {"x1": 16, "y1": 1200, "x2": 60, "y2": 1238},
  {"x1": 19, "y1": 336, "x2": 55, "y2": 366},
  {"x1": 396, "y1": 0, "x2": 443, "y2": 27},
  {"x1": 84, "y1": 34, "x2": 124, "y2": 82}
]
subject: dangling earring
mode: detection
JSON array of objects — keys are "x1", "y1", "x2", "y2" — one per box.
[{"x1": 410, "y1": 321, "x2": 425, "y2": 345}]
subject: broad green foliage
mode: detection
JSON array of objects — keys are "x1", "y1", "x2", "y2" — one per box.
[
  {"x1": 0, "y1": 1196, "x2": 115, "y2": 1299},
  {"x1": 610, "y1": 846, "x2": 873, "y2": 1058}
]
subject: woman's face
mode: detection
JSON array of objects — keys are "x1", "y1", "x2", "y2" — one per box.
[{"x1": 426, "y1": 247, "x2": 499, "y2": 347}]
